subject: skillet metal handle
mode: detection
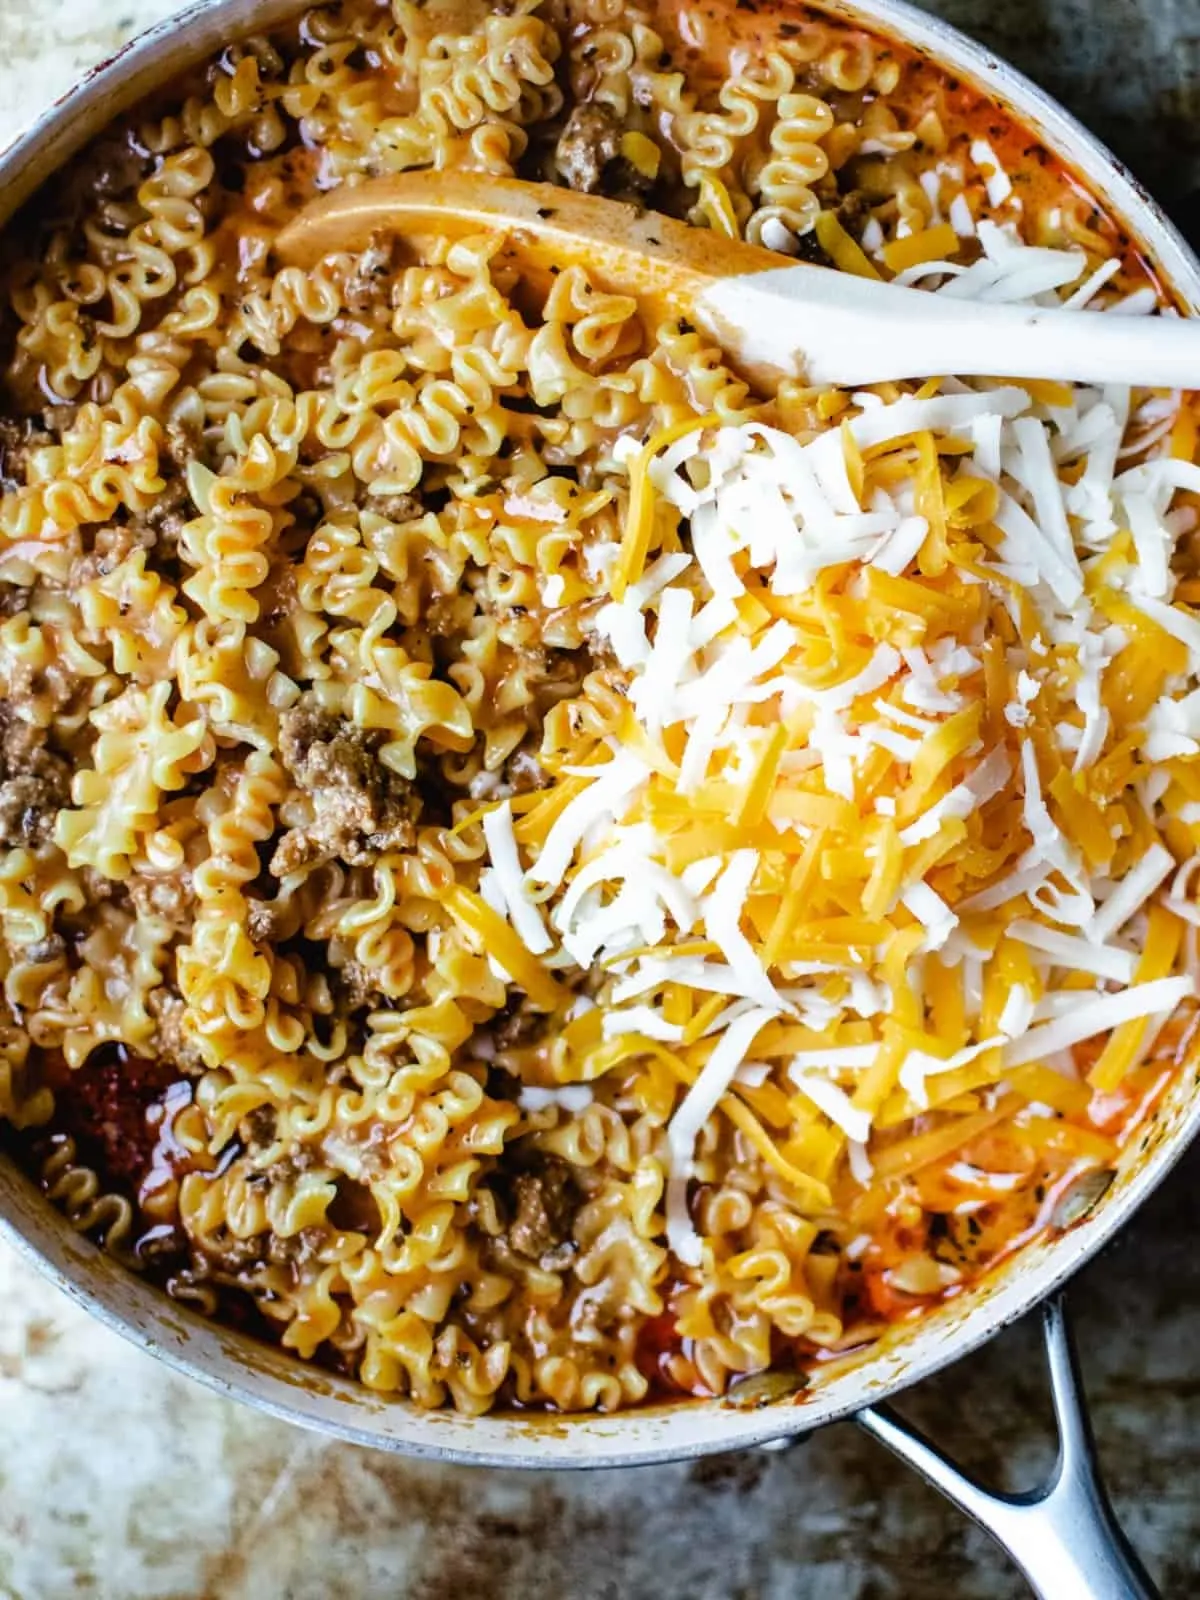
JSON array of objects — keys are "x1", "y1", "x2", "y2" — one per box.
[{"x1": 856, "y1": 1297, "x2": 1158, "y2": 1600}]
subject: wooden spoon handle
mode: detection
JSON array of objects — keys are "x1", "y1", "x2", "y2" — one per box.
[
  {"x1": 276, "y1": 171, "x2": 1200, "y2": 390},
  {"x1": 274, "y1": 171, "x2": 778, "y2": 327},
  {"x1": 703, "y1": 266, "x2": 1200, "y2": 388}
]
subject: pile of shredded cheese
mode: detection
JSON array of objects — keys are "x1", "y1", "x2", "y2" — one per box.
[{"x1": 473, "y1": 225, "x2": 1200, "y2": 1269}]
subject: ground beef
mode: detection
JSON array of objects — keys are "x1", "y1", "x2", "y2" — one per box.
[
  {"x1": 79, "y1": 867, "x2": 123, "y2": 905},
  {"x1": 266, "y1": 1224, "x2": 326, "y2": 1270},
  {"x1": 97, "y1": 420, "x2": 201, "y2": 563},
  {"x1": 0, "y1": 710, "x2": 65, "y2": 777},
  {"x1": 0, "y1": 585, "x2": 31, "y2": 617},
  {"x1": 504, "y1": 745, "x2": 552, "y2": 794},
  {"x1": 0, "y1": 708, "x2": 71, "y2": 848},
  {"x1": 260, "y1": 1145, "x2": 320, "y2": 1187},
  {"x1": 792, "y1": 227, "x2": 833, "y2": 266},
  {"x1": 516, "y1": 642, "x2": 592, "y2": 720},
  {"x1": 489, "y1": 1152, "x2": 582, "y2": 1260},
  {"x1": 269, "y1": 698, "x2": 420, "y2": 874},
  {"x1": 147, "y1": 989, "x2": 204, "y2": 1075},
  {"x1": 140, "y1": 477, "x2": 192, "y2": 559},
  {"x1": 0, "y1": 417, "x2": 52, "y2": 494},
  {"x1": 333, "y1": 958, "x2": 382, "y2": 1011},
  {"x1": 491, "y1": 997, "x2": 545, "y2": 1053},
  {"x1": 68, "y1": 521, "x2": 160, "y2": 593},
  {"x1": 163, "y1": 421, "x2": 200, "y2": 472},
  {"x1": 245, "y1": 896, "x2": 297, "y2": 945},
  {"x1": 343, "y1": 237, "x2": 396, "y2": 313},
  {"x1": 422, "y1": 592, "x2": 474, "y2": 639},
  {"x1": 553, "y1": 104, "x2": 656, "y2": 201},
  {"x1": 365, "y1": 491, "x2": 423, "y2": 523},
  {"x1": 255, "y1": 562, "x2": 298, "y2": 628},
  {"x1": 278, "y1": 700, "x2": 381, "y2": 792},
  {"x1": 127, "y1": 871, "x2": 194, "y2": 928},
  {"x1": 502, "y1": 1154, "x2": 579, "y2": 1265},
  {"x1": 22, "y1": 933, "x2": 66, "y2": 964},
  {"x1": 240, "y1": 1104, "x2": 278, "y2": 1151},
  {"x1": 201, "y1": 1230, "x2": 267, "y2": 1274},
  {"x1": 555, "y1": 103, "x2": 622, "y2": 194},
  {"x1": 41, "y1": 403, "x2": 78, "y2": 434},
  {"x1": 0, "y1": 774, "x2": 65, "y2": 848},
  {"x1": 836, "y1": 189, "x2": 873, "y2": 234}
]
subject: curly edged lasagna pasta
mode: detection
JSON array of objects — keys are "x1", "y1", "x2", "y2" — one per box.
[{"x1": 1, "y1": 0, "x2": 1198, "y2": 1414}]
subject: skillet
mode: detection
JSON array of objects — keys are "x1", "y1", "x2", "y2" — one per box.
[{"x1": 0, "y1": 2, "x2": 1196, "y2": 1591}]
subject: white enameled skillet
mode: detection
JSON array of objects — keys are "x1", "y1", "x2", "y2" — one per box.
[{"x1": 0, "y1": 4, "x2": 1196, "y2": 1592}]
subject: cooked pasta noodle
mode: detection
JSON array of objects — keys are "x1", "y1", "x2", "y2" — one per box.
[{"x1": 0, "y1": 0, "x2": 1196, "y2": 1415}]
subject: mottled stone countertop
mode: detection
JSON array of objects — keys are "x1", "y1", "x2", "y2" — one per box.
[{"x1": 0, "y1": 3, "x2": 1198, "y2": 1597}]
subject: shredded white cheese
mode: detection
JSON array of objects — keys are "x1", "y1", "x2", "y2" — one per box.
[
  {"x1": 970, "y1": 139, "x2": 1013, "y2": 207},
  {"x1": 519, "y1": 1084, "x2": 595, "y2": 1113},
  {"x1": 482, "y1": 800, "x2": 553, "y2": 955},
  {"x1": 468, "y1": 222, "x2": 1200, "y2": 1261},
  {"x1": 667, "y1": 1007, "x2": 778, "y2": 1266},
  {"x1": 1004, "y1": 978, "x2": 1194, "y2": 1066}
]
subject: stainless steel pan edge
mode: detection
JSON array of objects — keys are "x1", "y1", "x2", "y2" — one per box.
[{"x1": 0, "y1": 0, "x2": 1198, "y2": 1476}]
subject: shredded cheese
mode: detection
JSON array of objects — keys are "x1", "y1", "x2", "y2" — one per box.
[
  {"x1": 791, "y1": 1071, "x2": 873, "y2": 1142},
  {"x1": 1005, "y1": 978, "x2": 1193, "y2": 1065},
  {"x1": 464, "y1": 242, "x2": 1200, "y2": 1267},
  {"x1": 520, "y1": 1084, "x2": 594, "y2": 1113},
  {"x1": 970, "y1": 139, "x2": 1013, "y2": 206},
  {"x1": 667, "y1": 1007, "x2": 778, "y2": 1265},
  {"x1": 481, "y1": 801, "x2": 552, "y2": 955}
]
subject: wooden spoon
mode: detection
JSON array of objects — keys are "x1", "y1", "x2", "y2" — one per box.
[{"x1": 275, "y1": 171, "x2": 1200, "y2": 389}]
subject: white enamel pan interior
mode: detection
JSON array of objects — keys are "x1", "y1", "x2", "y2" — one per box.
[{"x1": 0, "y1": 0, "x2": 1198, "y2": 1473}]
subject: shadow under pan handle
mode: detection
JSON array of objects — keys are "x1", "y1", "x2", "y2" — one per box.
[{"x1": 855, "y1": 1297, "x2": 1158, "y2": 1600}]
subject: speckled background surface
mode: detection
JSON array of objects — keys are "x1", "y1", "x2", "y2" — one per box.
[{"x1": 0, "y1": 3, "x2": 1197, "y2": 1597}]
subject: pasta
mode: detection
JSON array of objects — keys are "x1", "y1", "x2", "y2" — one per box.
[{"x1": 0, "y1": 0, "x2": 1197, "y2": 1415}]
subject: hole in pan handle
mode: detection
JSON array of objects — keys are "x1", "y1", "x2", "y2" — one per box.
[{"x1": 856, "y1": 1296, "x2": 1158, "y2": 1600}]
